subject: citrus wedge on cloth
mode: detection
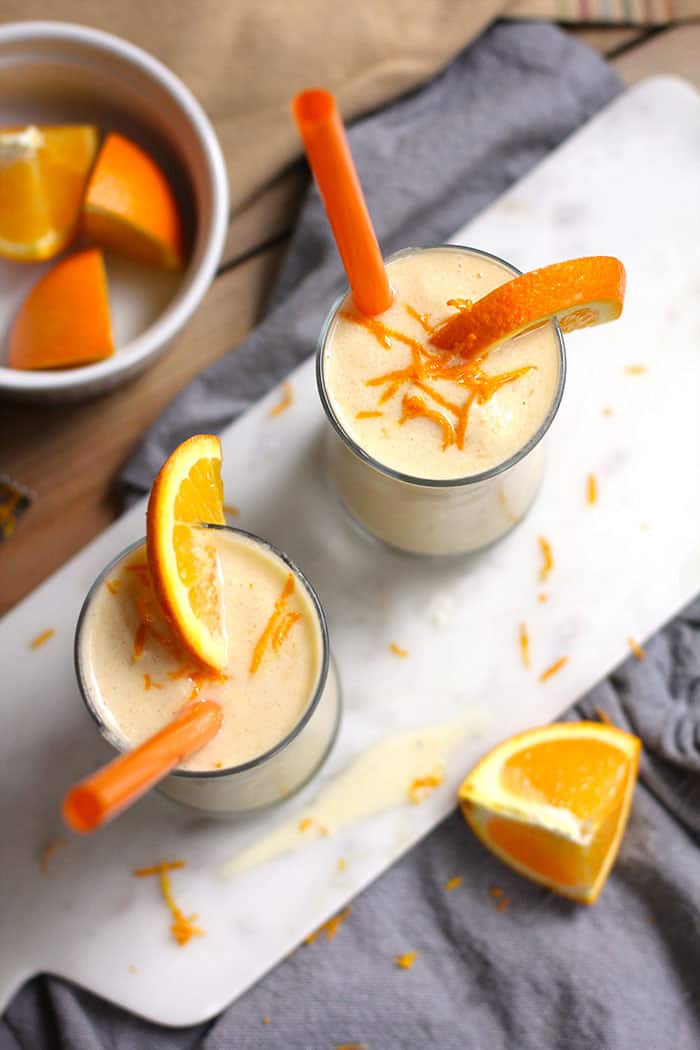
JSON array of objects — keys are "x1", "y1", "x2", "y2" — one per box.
[
  {"x1": 430, "y1": 257, "x2": 626, "y2": 356},
  {"x1": 0, "y1": 124, "x2": 98, "y2": 261},
  {"x1": 459, "y1": 722, "x2": 640, "y2": 904},
  {"x1": 147, "y1": 434, "x2": 227, "y2": 669},
  {"x1": 83, "y1": 132, "x2": 184, "y2": 270},
  {"x1": 8, "y1": 248, "x2": 114, "y2": 370}
]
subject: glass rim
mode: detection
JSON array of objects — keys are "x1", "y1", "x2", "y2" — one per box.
[
  {"x1": 316, "y1": 243, "x2": 567, "y2": 489},
  {"x1": 74, "y1": 523, "x2": 331, "y2": 780}
]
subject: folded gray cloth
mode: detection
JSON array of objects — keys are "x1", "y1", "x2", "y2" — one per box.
[{"x1": 5, "y1": 21, "x2": 700, "y2": 1050}]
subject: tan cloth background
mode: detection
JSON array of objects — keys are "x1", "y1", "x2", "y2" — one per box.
[{"x1": 0, "y1": 1, "x2": 504, "y2": 212}]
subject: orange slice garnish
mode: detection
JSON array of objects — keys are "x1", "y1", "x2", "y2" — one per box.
[
  {"x1": 459, "y1": 721, "x2": 640, "y2": 904},
  {"x1": 8, "y1": 248, "x2": 114, "y2": 370},
  {"x1": 430, "y1": 257, "x2": 626, "y2": 357},
  {"x1": 0, "y1": 124, "x2": 98, "y2": 262},
  {"x1": 83, "y1": 132, "x2": 184, "y2": 270},
  {"x1": 146, "y1": 435, "x2": 227, "y2": 670}
]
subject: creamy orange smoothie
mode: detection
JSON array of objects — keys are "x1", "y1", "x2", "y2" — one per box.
[
  {"x1": 318, "y1": 245, "x2": 565, "y2": 555},
  {"x1": 76, "y1": 526, "x2": 340, "y2": 814}
]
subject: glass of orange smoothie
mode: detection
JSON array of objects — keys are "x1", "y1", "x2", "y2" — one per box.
[
  {"x1": 75, "y1": 525, "x2": 341, "y2": 816},
  {"x1": 317, "y1": 245, "x2": 566, "y2": 556}
]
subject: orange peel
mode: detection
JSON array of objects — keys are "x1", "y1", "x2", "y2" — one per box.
[{"x1": 430, "y1": 256, "x2": 626, "y2": 357}]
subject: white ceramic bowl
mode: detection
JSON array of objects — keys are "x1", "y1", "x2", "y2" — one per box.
[{"x1": 0, "y1": 21, "x2": 229, "y2": 401}]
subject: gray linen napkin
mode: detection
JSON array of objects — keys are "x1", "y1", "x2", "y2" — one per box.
[{"x1": 5, "y1": 21, "x2": 700, "y2": 1050}]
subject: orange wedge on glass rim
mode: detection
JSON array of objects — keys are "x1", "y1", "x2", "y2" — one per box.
[
  {"x1": 9, "y1": 248, "x2": 114, "y2": 370},
  {"x1": 146, "y1": 434, "x2": 227, "y2": 670},
  {"x1": 83, "y1": 132, "x2": 184, "y2": 270},
  {"x1": 0, "y1": 123, "x2": 98, "y2": 262},
  {"x1": 459, "y1": 721, "x2": 640, "y2": 904},
  {"x1": 430, "y1": 256, "x2": 626, "y2": 356}
]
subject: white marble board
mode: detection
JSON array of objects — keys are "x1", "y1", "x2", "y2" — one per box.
[{"x1": 1, "y1": 76, "x2": 699, "y2": 1025}]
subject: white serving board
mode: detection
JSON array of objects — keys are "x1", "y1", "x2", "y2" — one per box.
[{"x1": 2, "y1": 76, "x2": 699, "y2": 1026}]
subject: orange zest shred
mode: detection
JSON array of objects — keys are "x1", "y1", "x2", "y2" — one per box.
[
  {"x1": 186, "y1": 666, "x2": 230, "y2": 701},
  {"x1": 336, "y1": 1044, "x2": 367, "y2": 1050},
  {"x1": 625, "y1": 365, "x2": 646, "y2": 375},
  {"x1": 444, "y1": 875, "x2": 463, "y2": 892},
  {"x1": 394, "y1": 951, "x2": 418, "y2": 970},
  {"x1": 496, "y1": 895, "x2": 511, "y2": 913},
  {"x1": 223, "y1": 503, "x2": 239, "y2": 518},
  {"x1": 596, "y1": 706, "x2": 614, "y2": 726},
  {"x1": 30, "y1": 628, "x2": 55, "y2": 650},
  {"x1": 269, "y1": 380, "x2": 294, "y2": 418},
  {"x1": 539, "y1": 656, "x2": 568, "y2": 682},
  {"x1": 405, "y1": 303, "x2": 432, "y2": 332},
  {"x1": 39, "y1": 836, "x2": 67, "y2": 872},
  {"x1": 106, "y1": 578, "x2": 121, "y2": 595},
  {"x1": 304, "y1": 906, "x2": 352, "y2": 945},
  {"x1": 299, "y1": 818, "x2": 313, "y2": 832},
  {"x1": 355, "y1": 410, "x2": 383, "y2": 419},
  {"x1": 133, "y1": 859, "x2": 186, "y2": 877},
  {"x1": 250, "y1": 573, "x2": 295, "y2": 673},
  {"x1": 343, "y1": 308, "x2": 534, "y2": 451},
  {"x1": 627, "y1": 636, "x2": 646, "y2": 662},
  {"x1": 263, "y1": 1017, "x2": 272, "y2": 1025},
  {"x1": 538, "y1": 536, "x2": 553, "y2": 583},
  {"x1": 603, "y1": 406, "x2": 613, "y2": 417},
  {"x1": 407, "y1": 771, "x2": 444, "y2": 804},
  {"x1": 587, "y1": 473, "x2": 598, "y2": 505},
  {"x1": 338, "y1": 858, "x2": 347, "y2": 872},
  {"x1": 133, "y1": 860, "x2": 203, "y2": 947},
  {"x1": 133, "y1": 623, "x2": 147, "y2": 662},
  {"x1": 538, "y1": 593, "x2": 548, "y2": 603},
  {"x1": 389, "y1": 642, "x2": 409, "y2": 658},
  {"x1": 143, "y1": 673, "x2": 162, "y2": 691},
  {"x1": 489, "y1": 885, "x2": 504, "y2": 899},
  {"x1": 519, "y1": 622, "x2": 531, "y2": 669},
  {"x1": 272, "y1": 610, "x2": 301, "y2": 653},
  {"x1": 400, "y1": 393, "x2": 455, "y2": 450}
]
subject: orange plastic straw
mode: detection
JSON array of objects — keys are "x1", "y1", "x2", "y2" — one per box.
[
  {"x1": 292, "y1": 89, "x2": 392, "y2": 317},
  {"x1": 62, "y1": 700, "x2": 223, "y2": 834}
]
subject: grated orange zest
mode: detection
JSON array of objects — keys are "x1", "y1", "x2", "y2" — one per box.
[
  {"x1": 250, "y1": 573, "x2": 295, "y2": 674},
  {"x1": 30, "y1": 628, "x2": 55, "y2": 650},
  {"x1": 519, "y1": 623, "x2": 531, "y2": 669},
  {"x1": 539, "y1": 656, "x2": 568, "y2": 682}
]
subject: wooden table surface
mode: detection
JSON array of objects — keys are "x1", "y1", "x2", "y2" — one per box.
[{"x1": 2, "y1": 23, "x2": 698, "y2": 616}]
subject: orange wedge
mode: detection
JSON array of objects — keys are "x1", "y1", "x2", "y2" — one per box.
[
  {"x1": 459, "y1": 722, "x2": 640, "y2": 904},
  {"x1": 146, "y1": 435, "x2": 227, "y2": 670},
  {"x1": 430, "y1": 257, "x2": 626, "y2": 357},
  {"x1": 8, "y1": 248, "x2": 114, "y2": 370},
  {"x1": 0, "y1": 124, "x2": 98, "y2": 261},
  {"x1": 83, "y1": 132, "x2": 184, "y2": 270}
]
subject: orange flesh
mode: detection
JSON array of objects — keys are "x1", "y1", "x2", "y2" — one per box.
[
  {"x1": 501, "y1": 737, "x2": 629, "y2": 822},
  {"x1": 9, "y1": 249, "x2": 114, "y2": 370},
  {"x1": 485, "y1": 790, "x2": 626, "y2": 889},
  {"x1": 83, "y1": 132, "x2": 183, "y2": 269}
]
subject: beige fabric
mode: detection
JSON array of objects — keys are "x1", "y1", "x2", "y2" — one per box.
[{"x1": 0, "y1": 1, "x2": 503, "y2": 211}]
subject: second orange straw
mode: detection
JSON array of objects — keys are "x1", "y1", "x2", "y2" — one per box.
[{"x1": 292, "y1": 89, "x2": 392, "y2": 317}]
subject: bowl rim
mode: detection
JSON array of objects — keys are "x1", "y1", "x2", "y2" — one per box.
[{"x1": 0, "y1": 20, "x2": 229, "y2": 394}]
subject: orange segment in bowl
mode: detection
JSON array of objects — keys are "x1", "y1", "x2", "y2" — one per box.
[
  {"x1": 83, "y1": 132, "x2": 184, "y2": 270},
  {"x1": 8, "y1": 248, "x2": 114, "y2": 370},
  {"x1": 0, "y1": 124, "x2": 98, "y2": 261},
  {"x1": 147, "y1": 435, "x2": 227, "y2": 670},
  {"x1": 458, "y1": 721, "x2": 640, "y2": 904},
  {"x1": 430, "y1": 257, "x2": 626, "y2": 357}
]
